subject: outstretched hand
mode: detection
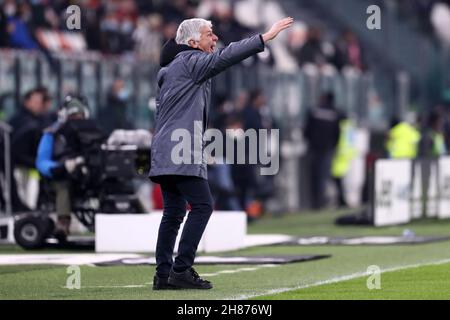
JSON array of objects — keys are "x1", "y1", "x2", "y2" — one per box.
[{"x1": 262, "y1": 17, "x2": 294, "y2": 43}]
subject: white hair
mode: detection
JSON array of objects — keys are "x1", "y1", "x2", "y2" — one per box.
[{"x1": 175, "y1": 18, "x2": 212, "y2": 45}]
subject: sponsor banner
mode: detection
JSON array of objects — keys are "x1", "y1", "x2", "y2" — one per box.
[
  {"x1": 439, "y1": 157, "x2": 450, "y2": 219},
  {"x1": 373, "y1": 159, "x2": 412, "y2": 227}
]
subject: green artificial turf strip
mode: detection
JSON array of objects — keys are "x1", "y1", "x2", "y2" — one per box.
[
  {"x1": 1, "y1": 210, "x2": 450, "y2": 300},
  {"x1": 256, "y1": 263, "x2": 450, "y2": 300}
]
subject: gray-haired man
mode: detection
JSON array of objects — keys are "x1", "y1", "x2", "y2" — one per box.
[{"x1": 150, "y1": 17, "x2": 293, "y2": 290}]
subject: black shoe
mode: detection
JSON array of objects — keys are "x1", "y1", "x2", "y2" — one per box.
[
  {"x1": 152, "y1": 274, "x2": 180, "y2": 290},
  {"x1": 168, "y1": 267, "x2": 213, "y2": 290}
]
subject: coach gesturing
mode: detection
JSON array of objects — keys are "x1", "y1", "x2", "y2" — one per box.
[{"x1": 150, "y1": 17, "x2": 293, "y2": 290}]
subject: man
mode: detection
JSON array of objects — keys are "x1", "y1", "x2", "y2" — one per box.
[
  {"x1": 331, "y1": 112, "x2": 357, "y2": 208},
  {"x1": 295, "y1": 26, "x2": 326, "y2": 67},
  {"x1": 419, "y1": 111, "x2": 447, "y2": 158},
  {"x1": 149, "y1": 17, "x2": 293, "y2": 290},
  {"x1": 36, "y1": 95, "x2": 104, "y2": 240},
  {"x1": 238, "y1": 89, "x2": 274, "y2": 219},
  {"x1": 386, "y1": 116, "x2": 421, "y2": 159},
  {"x1": 304, "y1": 92, "x2": 340, "y2": 210},
  {"x1": 99, "y1": 79, "x2": 134, "y2": 135},
  {"x1": 9, "y1": 89, "x2": 48, "y2": 211},
  {"x1": 36, "y1": 86, "x2": 57, "y2": 127}
]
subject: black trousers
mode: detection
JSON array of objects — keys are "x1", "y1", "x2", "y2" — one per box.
[
  {"x1": 155, "y1": 175, "x2": 213, "y2": 278},
  {"x1": 310, "y1": 150, "x2": 334, "y2": 210},
  {"x1": 333, "y1": 177, "x2": 348, "y2": 207}
]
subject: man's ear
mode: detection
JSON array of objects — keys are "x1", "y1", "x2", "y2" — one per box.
[{"x1": 188, "y1": 39, "x2": 198, "y2": 48}]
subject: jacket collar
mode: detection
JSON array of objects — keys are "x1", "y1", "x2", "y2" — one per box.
[{"x1": 160, "y1": 39, "x2": 202, "y2": 67}]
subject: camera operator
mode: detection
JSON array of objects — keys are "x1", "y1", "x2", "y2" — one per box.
[{"x1": 35, "y1": 95, "x2": 104, "y2": 240}]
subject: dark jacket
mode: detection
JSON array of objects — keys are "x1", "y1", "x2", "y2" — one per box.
[
  {"x1": 304, "y1": 106, "x2": 340, "y2": 153},
  {"x1": 149, "y1": 35, "x2": 265, "y2": 182},
  {"x1": 9, "y1": 108, "x2": 45, "y2": 168},
  {"x1": 296, "y1": 39, "x2": 325, "y2": 66}
]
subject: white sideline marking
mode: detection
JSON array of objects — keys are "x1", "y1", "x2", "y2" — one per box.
[
  {"x1": 62, "y1": 282, "x2": 153, "y2": 289},
  {"x1": 201, "y1": 264, "x2": 277, "y2": 277},
  {"x1": 63, "y1": 285, "x2": 148, "y2": 289},
  {"x1": 229, "y1": 258, "x2": 450, "y2": 300}
]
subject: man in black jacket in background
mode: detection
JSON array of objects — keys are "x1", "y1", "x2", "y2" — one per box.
[
  {"x1": 304, "y1": 92, "x2": 340, "y2": 210},
  {"x1": 8, "y1": 89, "x2": 48, "y2": 211}
]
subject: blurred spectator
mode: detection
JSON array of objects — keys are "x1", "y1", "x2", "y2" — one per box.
[
  {"x1": 0, "y1": 95, "x2": 6, "y2": 121},
  {"x1": 9, "y1": 88, "x2": 47, "y2": 151},
  {"x1": 331, "y1": 112, "x2": 357, "y2": 208},
  {"x1": 210, "y1": 94, "x2": 233, "y2": 132},
  {"x1": 208, "y1": 158, "x2": 242, "y2": 211},
  {"x1": 442, "y1": 94, "x2": 450, "y2": 151},
  {"x1": 287, "y1": 22, "x2": 308, "y2": 58},
  {"x1": 99, "y1": 79, "x2": 134, "y2": 135},
  {"x1": 208, "y1": 96, "x2": 242, "y2": 211},
  {"x1": 232, "y1": 89, "x2": 275, "y2": 218},
  {"x1": 419, "y1": 110, "x2": 448, "y2": 157},
  {"x1": 209, "y1": 90, "x2": 276, "y2": 213},
  {"x1": 36, "y1": 86, "x2": 57, "y2": 126},
  {"x1": 8, "y1": 88, "x2": 49, "y2": 211},
  {"x1": 208, "y1": 0, "x2": 251, "y2": 45},
  {"x1": 0, "y1": 4, "x2": 8, "y2": 47},
  {"x1": 29, "y1": 0, "x2": 61, "y2": 30},
  {"x1": 161, "y1": 20, "x2": 178, "y2": 43},
  {"x1": 99, "y1": 0, "x2": 138, "y2": 54},
  {"x1": 385, "y1": 116, "x2": 421, "y2": 159},
  {"x1": 294, "y1": 26, "x2": 326, "y2": 67},
  {"x1": 304, "y1": 92, "x2": 340, "y2": 210},
  {"x1": 223, "y1": 113, "x2": 256, "y2": 215},
  {"x1": 444, "y1": 104, "x2": 450, "y2": 151},
  {"x1": 135, "y1": 0, "x2": 156, "y2": 15},
  {"x1": 4, "y1": 0, "x2": 39, "y2": 49},
  {"x1": 234, "y1": 90, "x2": 249, "y2": 113},
  {"x1": 242, "y1": 89, "x2": 273, "y2": 131},
  {"x1": 82, "y1": 0, "x2": 104, "y2": 51},
  {"x1": 332, "y1": 30, "x2": 366, "y2": 71},
  {"x1": 160, "y1": 0, "x2": 196, "y2": 24},
  {"x1": 133, "y1": 13, "x2": 164, "y2": 61}
]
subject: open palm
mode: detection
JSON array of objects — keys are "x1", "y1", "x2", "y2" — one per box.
[{"x1": 263, "y1": 17, "x2": 294, "y2": 43}]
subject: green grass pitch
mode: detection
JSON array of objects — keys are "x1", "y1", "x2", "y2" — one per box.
[{"x1": 1, "y1": 209, "x2": 450, "y2": 300}]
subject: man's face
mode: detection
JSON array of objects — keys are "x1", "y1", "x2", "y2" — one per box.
[
  {"x1": 189, "y1": 25, "x2": 218, "y2": 53},
  {"x1": 25, "y1": 92, "x2": 45, "y2": 115}
]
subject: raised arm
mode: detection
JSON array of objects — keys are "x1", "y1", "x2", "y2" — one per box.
[
  {"x1": 188, "y1": 35, "x2": 264, "y2": 83},
  {"x1": 189, "y1": 17, "x2": 294, "y2": 83}
]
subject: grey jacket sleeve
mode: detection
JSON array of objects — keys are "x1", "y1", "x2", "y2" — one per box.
[{"x1": 187, "y1": 34, "x2": 265, "y2": 84}]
